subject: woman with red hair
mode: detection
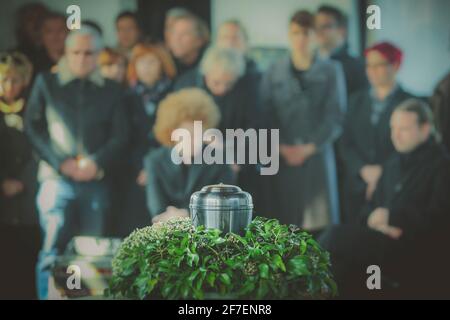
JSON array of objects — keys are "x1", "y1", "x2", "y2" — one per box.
[
  {"x1": 339, "y1": 41, "x2": 415, "y2": 223},
  {"x1": 115, "y1": 43, "x2": 177, "y2": 236}
]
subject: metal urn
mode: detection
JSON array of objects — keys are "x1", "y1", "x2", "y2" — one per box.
[{"x1": 189, "y1": 184, "x2": 253, "y2": 235}]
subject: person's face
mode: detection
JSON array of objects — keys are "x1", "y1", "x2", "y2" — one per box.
[
  {"x1": 288, "y1": 23, "x2": 316, "y2": 54},
  {"x1": 390, "y1": 110, "x2": 430, "y2": 153},
  {"x1": 41, "y1": 18, "x2": 68, "y2": 58},
  {"x1": 0, "y1": 72, "x2": 26, "y2": 103},
  {"x1": 366, "y1": 50, "x2": 398, "y2": 88},
  {"x1": 116, "y1": 17, "x2": 140, "y2": 49},
  {"x1": 100, "y1": 59, "x2": 126, "y2": 83},
  {"x1": 204, "y1": 67, "x2": 237, "y2": 97},
  {"x1": 135, "y1": 53, "x2": 162, "y2": 86},
  {"x1": 217, "y1": 23, "x2": 247, "y2": 54},
  {"x1": 66, "y1": 35, "x2": 99, "y2": 78},
  {"x1": 315, "y1": 13, "x2": 345, "y2": 50},
  {"x1": 168, "y1": 18, "x2": 203, "y2": 60}
]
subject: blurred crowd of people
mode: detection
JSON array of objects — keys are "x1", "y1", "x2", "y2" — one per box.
[{"x1": 0, "y1": 3, "x2": 449, "y2": 299}]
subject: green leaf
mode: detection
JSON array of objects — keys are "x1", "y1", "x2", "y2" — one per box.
[
  {"x1": 287, "y1": 255, "x2": 311, "y2": 276},
  {"x1": 272, "y1": 254, "x2": 286, "y2": 272},
  {"x1": 259, "y1": 263, "x2": 269, "y2": 279},
  {"x1": 206, "y1": 272, "x2": 216, "y2": 287},
  {"x1": 219, "y1": 273, "x2": 231, "y2": 286}
]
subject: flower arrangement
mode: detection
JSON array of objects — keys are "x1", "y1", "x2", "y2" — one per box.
[{"x1": 106, "y1": 217, "x2": 337, "y2": 299}]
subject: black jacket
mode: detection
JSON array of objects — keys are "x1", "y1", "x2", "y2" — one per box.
[
  {"x1": 339, "y1": 86, "x2": 414, "y2": 221},
  {"x1": 0, "y1": 106, "x2": 38, "y2": 225},
  {"x1": 144, "y1": 146, "x2": 235, "y2": 217},
  {"x1": 363, "y1": 138, "x2": 450, "y2": 242},
  {"x1": 330, "y1": 44, "x2": 368, "y2": 97},
  {"x1": 173, "y1": 66, "x2": 259, "y2": 133},
  {"x1": 25, "y1": 68, "x2": 128, "y2": 181}
]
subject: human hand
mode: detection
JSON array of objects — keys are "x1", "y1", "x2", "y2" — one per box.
[{"x1": 1, "y1": 179, "x2": 24, "y2": 197}]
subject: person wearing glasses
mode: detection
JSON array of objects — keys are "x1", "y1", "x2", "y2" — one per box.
[
  {"x1": 259, "y1": 10, "x2": 346, "y2": 233},
  {"x1": 339, "y1": 42, "x2": 414, "y2": 223},
  {"x1": 25, "y1": 26, "x2": 128, "y2": 299},
  {"x1": 315, "y1": 5, "x2": 367, "y2": 97}
]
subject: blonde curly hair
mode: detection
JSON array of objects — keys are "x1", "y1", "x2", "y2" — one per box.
[{"x1": 154, "y1": 88, "x2": 221, "y2": 147}]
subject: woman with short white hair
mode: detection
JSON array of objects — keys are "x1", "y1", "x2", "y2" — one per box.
[{"x1": 174, "y1": 46, "x2": 256, "y2": 133}]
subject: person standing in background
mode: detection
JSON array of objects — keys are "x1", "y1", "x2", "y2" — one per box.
[
  {"x1": 113, "y1": 43, "x2": 176, "y2": 237},
  {"x1": 215, "y1": 20, "x2": 262, "y2": 207},
  {"x1": 315, "y1": 5, "x2": 367, "y2": 97},
  {"x1": 34, "y1": 11, "x2": 69, "y2": 74},
  {"x1": 166, "y1": 12, "x2": 209, "y2": 79},
  {"x1": 314, "y1": 5, "x2": 368, "y2": 226},
  {"x1": 0, "y1": 51, "x2": 40, "y2": 299},
  {"x1": 164, "y1": 7, "x2": 192, "y2": 47},
  {"x1": 25, "y1": 26, "x2": 128, "y2": 299},
  {"x1": 259, "y1": 10, "x2": 346, "y2": 232},
  {"x1": 115, "y1": 11, "x2": 142, "y2": 59},
  {"x1": 339, "y1": 42, "x2": 414, "y2": 223},
  {"x1": 14, "y1": 3, "x2": 49, "y2": 74}
]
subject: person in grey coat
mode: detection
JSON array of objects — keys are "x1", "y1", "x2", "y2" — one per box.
[{"x1": 258, "y1": 10, "x2": 346, "y2": 232}]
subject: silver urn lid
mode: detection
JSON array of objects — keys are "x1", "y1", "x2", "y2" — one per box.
[{"x1": 189, "y1": 183, "x2": 253, "y2": 211}]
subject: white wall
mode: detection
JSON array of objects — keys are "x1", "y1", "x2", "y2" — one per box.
[
  {"x1": 367, "y1": 0, "x2": 450, "y2": 96},
  {"x1": 211, "y1": 0, "x2": 361, "y2": 55},
  {"x1": 0, "y1": 0, "x2": 137, "y2": 51}
]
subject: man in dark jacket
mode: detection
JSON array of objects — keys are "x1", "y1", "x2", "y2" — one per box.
[
  {"x1": 339, "y1": 42, "x2": 414, "y2": 223},
  {"x1": 166, "y1": 13, "x2": 209, "y2": 80},
  {"x1": 25, "y1": 26, "x2": 128, "y2": 299},
  {"x1": 320, "y1": 99, "x2": 450, "y2": 299},
  {"x1": 315, "y1": 5, "x2": 368, "y2": 97}
]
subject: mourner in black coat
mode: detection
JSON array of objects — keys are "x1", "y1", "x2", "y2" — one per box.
[
  {"x1": 320, "y1": 100, "x2": 450, "y2": 298},
  {"x1": 338, "y1": 41, "x2": 414, "y2": 223},
  {"x1": 0, "y1": 51, "x2": 40, "y2": 299},
  {"x1": 339, "y1": 85, "x2": 413, "y2": 222}
]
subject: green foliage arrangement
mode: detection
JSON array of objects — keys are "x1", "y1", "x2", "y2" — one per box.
[{"x1": 106, "y1": 217, "x2": 337, "y2": 299}]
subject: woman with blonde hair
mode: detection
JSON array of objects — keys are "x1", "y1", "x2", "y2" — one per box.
[
  {"x1": 144, "y1": 88, "x2": 234, "y2": 223},
  {"x1": 0, "y1": 51, "x2": 40, "y2": 298}
]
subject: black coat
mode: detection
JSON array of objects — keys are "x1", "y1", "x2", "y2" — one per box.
[
  {"x1": 363, "y1": 138, "x2": 450, "y2": 241},
  {"x1": 320, "y1": 138, "x2": 450, "y2": 297},
  {"x1": 339, "y1": 86, "x2": 414, "y2": 222},
  {"x1": 25, "y1": 69, "x2": 129, "y2": 181},
  {"x1": 173, "y1": 66, "x2": 259, "y2": 132},
  {"x1": 111, "y1": 83, "x2": 172, "y2": 236},
  {"x1": 144, "y1": 146, "x2": 235, "y2": 217},
  {"x1": 0, "y1": 108, "x2": 38, "y2": 226},
  {"x1": 329, "y1": 44, "x2": 368, "y2": 97}
]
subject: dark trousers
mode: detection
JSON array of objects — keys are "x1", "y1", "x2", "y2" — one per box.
[
  {"x1": 319, "y1": 224, "x2": 450, "y2": 299},
  {"x1": 35, "y1": 178, "x2": 109, "y2": 300}
]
